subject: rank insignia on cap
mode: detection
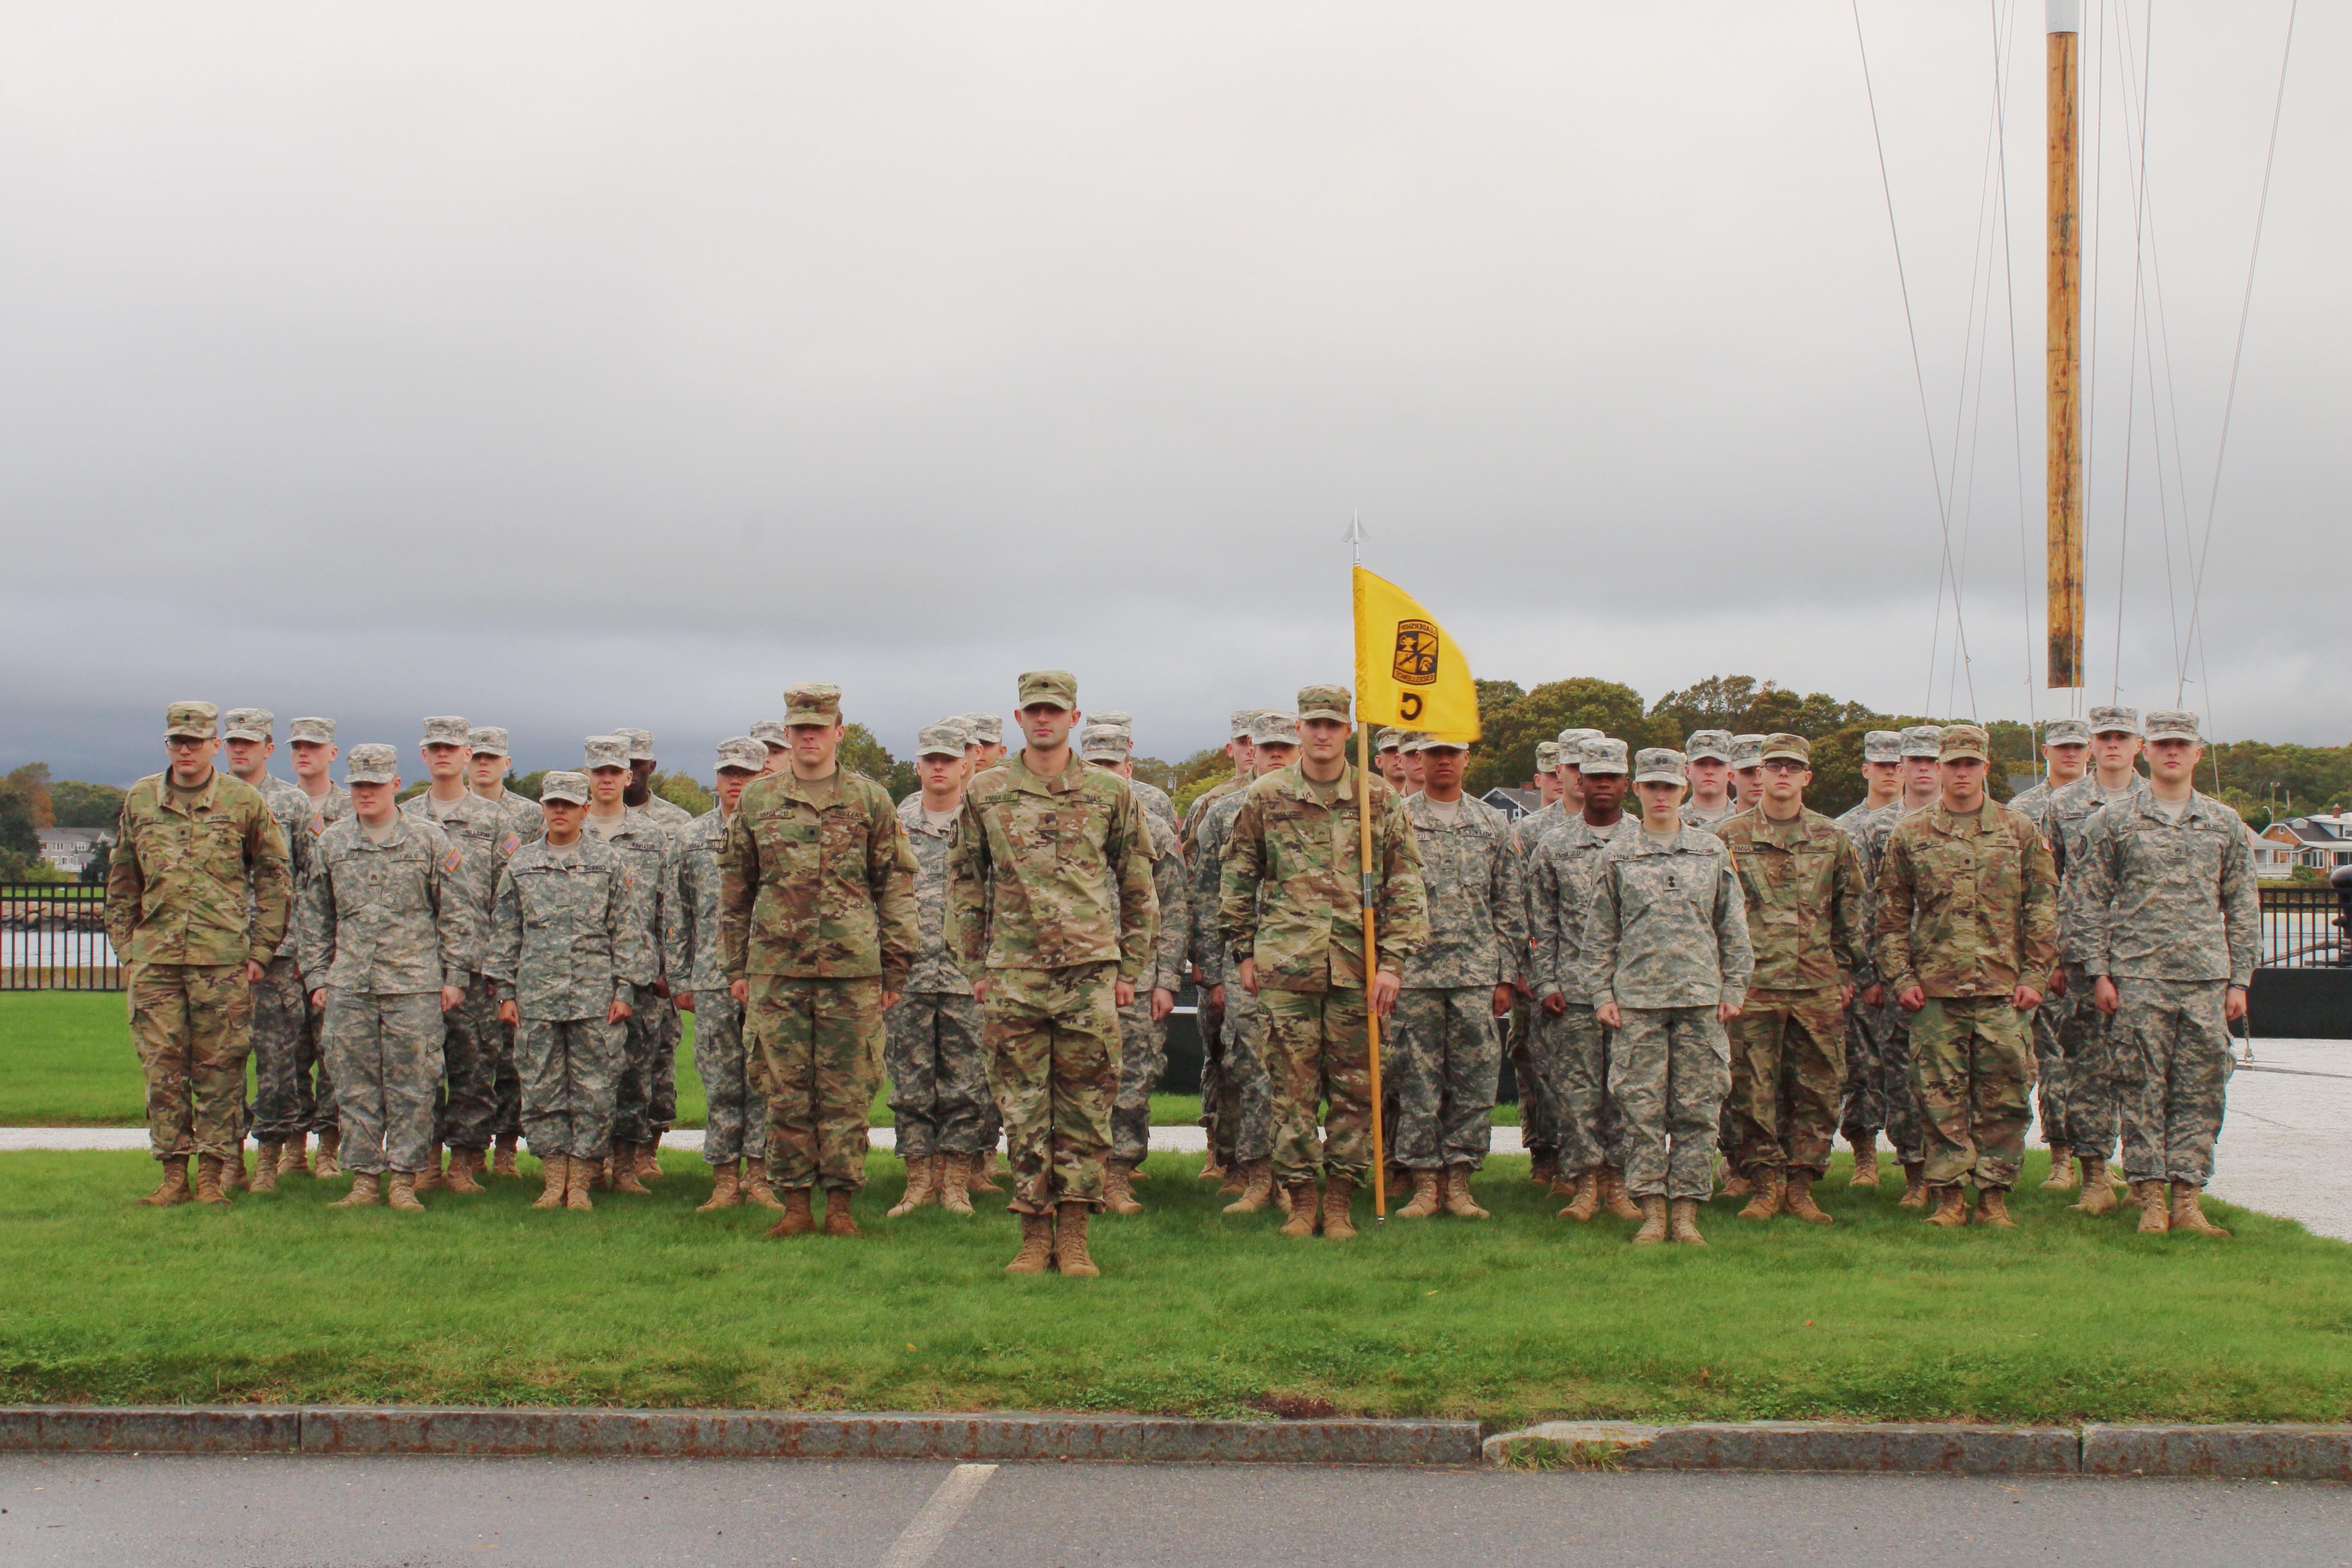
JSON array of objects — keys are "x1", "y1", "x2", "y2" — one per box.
[{"x1": 445, "y1": 848, "x2": 465, "y2": 874}]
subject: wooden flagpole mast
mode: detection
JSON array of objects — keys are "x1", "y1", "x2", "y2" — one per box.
[
  {"x1": 1349, "y1": 515, "x2": 1388, "y2": 1223},
  {"x1": 2047, "y1": 0, "x2": 2084, "y2": 690}
]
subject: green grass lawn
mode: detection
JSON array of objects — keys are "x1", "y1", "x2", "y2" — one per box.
[{"x1": 2, "y1": 1147, "x2": 2347, "y2": 1425}]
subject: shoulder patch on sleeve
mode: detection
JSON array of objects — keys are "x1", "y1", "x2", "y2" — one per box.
[
  {"x1": 310, "y1": 815, "x2": 327, "y2": 835},
  {"x1": 502, "y1": 833, "x2": 521, "y2": 856},
  {"x1": 444, "y1": 847, "x2": 465, "y2": 874}
]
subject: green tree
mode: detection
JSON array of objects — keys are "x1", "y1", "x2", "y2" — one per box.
[
  {"x1": 508, "y1": 770, "x2": 545, "y2": 802},
  {"x1": 841, "y1": 723, "x2": 918, "y2": 802},
  {"x1": 651, "y1": 770, "x2": 715, "y2": 818},
  {"x1": 1465, "y1": 678, "x2": 1647, "y2": 796},
  {"x1": 48, "y1": 779, "x2": 126, "y2": 830},
  {"x1": 0, "y1": 768, "x2": 45, "y2": 881}
]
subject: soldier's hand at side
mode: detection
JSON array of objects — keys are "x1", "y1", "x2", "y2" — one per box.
[
  {"x1": 1862, "y1": 982, "x2": 1885, "y2": 1008},
  {"x1": 881, "y1": 988, "x2": 901, "y2": 1011},
  {"x1": 1209, "y1": 983, "x2": 1225, "y2": 1008},
  {"x1": 310, "y1": 989, "x2": 325, "y2": 1008},
  {"x1": 2225, "y1": 985, "x2": 2248, "y2": 1023},
  {"x1": 652, "y1": 977, "x2": 671, "y2": 1000},
  {"x1": 440, "y1": 985, "x2": 463, "y2": 1013},
  {"x1": 1897, "y1": 985, "x2": 1926, "y2": 1011},
  {"x1": 2048, "y1": 968, "x2": 2068, "y2": 998},
  {"x1": 730, "y1": 979, "x2": 749, "y2": 1005},
  {"x1": 1151, "y1": 987, "x2": 1174, "y2": 1022},
  {"x1": 609, "y1": 999, "x2": 633, "y2": 1024},
  {"x1": 1717, "y1": 1001, "x2": 1743, "y2": 1024},
  {"x1": 971, "y1": 978, "x2": 988, "y2": 1003},
  {"x1": 246, "y1": 960, "x2": 266, "y2": 984},
  {"x1": 1238, "y1": 959, "x2": 1258, "y2": 995},
  {"x1": 675, "y1": 991, "x2": 695, "y2": 1014},
  {"x1": 1113, "y1": 979, "x2": 1136, "y2": 1009},
  {"x1": 498, "y1": 999, "x2": 519, "y2": 1026},
  {"x1": 1491, "y1": 984, "x2": 1514, "y2": 1019},
  {"x1": 1839, "y1": 982, "x2": 1855, "y2": 1009},
  {"x1": 2093, "y1": 975, "x2": 2119, "y2": 1015},
  {"x1": 2011, "y1": 984, "x2": 2042, "y2": 1010},
  {"x1": 1596, "y1": 1001, "x2": 1622, "y2": 1029},
  {"x1": 1370, "y1": 970, "x2": 1401, "y2": 1018},
  {"x1": 1542, "y1": 994, "x2": 1567, "y2": 1016}
]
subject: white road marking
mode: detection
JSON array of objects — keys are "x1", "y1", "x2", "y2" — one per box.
[{"x1": 874, "y1": 1462, "x2": 996, "y2": 1568}]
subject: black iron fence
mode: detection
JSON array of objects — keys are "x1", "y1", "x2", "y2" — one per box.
[
  {"x1": 2258, "y1": 886, "x2": 2347, "y2": 970},
  {"x1": 1, "y1": 884, "x2": 119, "y2": 990}
]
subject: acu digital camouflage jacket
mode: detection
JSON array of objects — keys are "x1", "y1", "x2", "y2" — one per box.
[
  {"x1": 1577, "y1": 824, "x2": 1753, "y2": 1010},
  {"x1": 1398, "y1": 792, "x2": 1524, "y2": 990},
  {"x1": 2066, "y1": 790, "x2": 2260, "y2": 987},
  {"x1": 298, "y1": 813, "x2": 478, "y2": 995},
  {"x1": 488, "y1": 834, "x2": 643, "y2": 1019}
]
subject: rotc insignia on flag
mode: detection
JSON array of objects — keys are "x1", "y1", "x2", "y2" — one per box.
[
  {"x1": 444, "y1": 848, "x2": 465, "y2": 874},
  {"x1": 501, "y1": 834, "x2": 521, "y2": 856},
  {"x1": 1391, "y1": 619, "x2": 1441, "y2": 687}
]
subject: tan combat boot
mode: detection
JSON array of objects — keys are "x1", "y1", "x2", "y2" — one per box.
[
  {"x1": 220, "y1": 1149, "x2": 247, "y2": 1193},
  {"x1": 533, "y1": 1154, "x2": 568, "y2": 1209},
  {"x1": 1103, "y1": 1161, "x2": 1144, "y2": 1216},
  {"x1": 2040, "y1": 1144, "x2": 2078, "y2": 1190},
  {"x1": 1720, "y1": 1171, "x2": 1753, "y2": 1200},
  {"x1": 492, "y1": 1134, "x2": 520, "y2": 1179},
  {"x1": 1217, "y1": 1160, "x2": 1271, "y2": 1214},
  {"x1": 745, "y1": 1157, "x2": 786, "y2": 1210},
  {"x1": 2070, "y1": 1157, "x2": 2119, "y2": 1215},
  {"x1": 1973, "y1": 1187, "x2": 2016, "y2": 1228},
  {"x1": 443, "y1": 1150, "x2": 485, "y2": 1195},
  {"x1": 1784, "y1": 1173, "x2": 1834, "y2": 1225},
  {"x1": 564, "y1": 1156, "x2": 595, "y2": 1211},
  {"x1": 936, "y1": 1160, "x2": 975, "y2": 1215},
  {"x1": 2133, "y1": 1180, "x2": 2171, "y2": 1234},
  {"x1": 194, "y1": 1154, "x2": 234, "y2": 1205},
  {"x1": 610, "y1": 1145, "x2": 650, "y2": 1195},
  {"x1": 387, "y1": 1171, "x2": 426, "y2": 1212},
  {"x1": 821, "y1": 1188, "x2": 859, "y2": 1236},
  {"x1": 1898, "y1": 1161, "x2": 1929, "y2": 1209},
  {"x1": 1395, "y1": 1169, "x2": 1442, "y2": 1219},
  {"x1": 333, "y1": 1172, "x2": 381, "y2": 1208},
  {"x1": 1558, "y1": 1169, "x2": 1601, "y2": 1223},
  {"x1": 1630, "y1": 1194, "x2": 1670, "y2": 1245},
  {"x1": 766, "y1": 1188, "x2": 814, "y2": 1237},
  {"x1": 314, "y1": 1127, "x2": 343, "y2": 1179},
  {"x1": 637, "y1": 1137, "x2": 664, "y2": 1180},
  {"x1": 698, "y1": 1160, "x2": 744, "y2": 1213},
  {"x1": 1004, "y1": 1210, "x2": 1054, "y2": 1273},
  {"x1": 966, "y1": 1151, "x2": 1004, "y2": 1194},
  {"x1": 1127, "y1": 1162, "x2": 1150, "y2": 1185},
  {"x1": 1528, "y1": 1151, "x2": 1557, "y2": 1189},
  {"x1": 2169, "y1": 1181, "x2": 2229, "y2": 1237},
  {"x1": 1847, "y1": 1136, "x2": 1881, "y2": 1187},
  {"x1": 1601, "y1": 1166, "x2": 1644, "y2": 1221},
  {"x1": 279, "y1": 1132, "x2": 310, "y2": 1176},
  {"x1": 1443, "y1": 1166, "x2": 1489, "y2": 1220},
  {"x1": 414, "y1": 1143, "x2": 444, "y2": 1193},
  {"x1": 140, "y1": 1158, "x2": 193, "y2": 1207},
  {"x1": 1278, "y1": 1184, "x2": 1321, "y2": 1237},
  {"x1": 1668, "y1": 1198, "x2": 1706, "y2": 1245},
  {"x1": 1216, "y1": 1164, "x2": 1247, "y2": 1198},
  {"x1": 1738, "y1": 1171, "x2": 1785, "y2": 1221},
  {"x1": 1055, "y1": 1203, "x2": 1100, "y2": 1276},
  {"x1": 1925, "y1": 1185, "x2": 1969, "y2": 1228},
  {"x1": 887, "y1": 1154, "x2": 938, "y2": 1218},
  {"x1": 1321, "y1": 1176, "x2": 1358, "y2": 1240},
  {"x1": 250, "y1": 1143, "x2": 282, "y2": 1194},
  {"x1": 1197, "y1": 1155, "x2": 1227, "y2": 1185}
]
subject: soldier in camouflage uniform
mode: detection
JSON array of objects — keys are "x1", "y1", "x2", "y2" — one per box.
[
  {"x1": 1190, "y1": 711, "x2": 1298, "y2": 1211},
  {"x1": 1389, "y1": 735, "x2": 1524, "y2": 1220},
  {"x1": 1372, "y1": 727, "x2": 1409, "y2": 793},
  {"x1": 218, "y1": 708, "x2": 314, "y2": 1191},
  {"x1": 1855, "y1": 723, "x2": 1949, "y2": 1203},
  {"x1": 1728, "y1": 734, "x2": 1767, "y2": 813},
  {"x1": 1581, "y1": 749, "x2": 1753, "y2": 1245},
  {"x1": 1680, "y1": 731, "x2": 1737, "y2": 828},
  {"x1": 956, "y1": 711, "x2": 1011, "y2": 1171},
  {"x1": 1874, "y1": 725, "x2": 2058, "y2": 1228},
  {"x1": 1834, "y1": 730, "x2": 1904, "y2": 1185},
  {"x1": 465, "y1": 725, "x2": 539, "y2": 1175},
  {"x1": 617, "y1": 728, "x2": 693, "y2": 1182},
  {"x1": 580, "y1": 735, "x2": 677, "y2": 1190},
  {"x1": 1220, "y1": 684, "x2": 1428, "y2": 1240},
  {"x1": 948, "y1": 671, "x2": 1158, "y2": 1276},
  {"x1": 106, "y1": 702, "x2": 293, "y2": 1206},
  {"x1": 1504, "y1": 736, "x2": 1560, "y2": 1187},
  {"x1": 883, "y1": 722, "x2": 991, "y2": 1218},
  {"x1": 1513, "y1": 728, "x2": 1602, "y2": 1188},
  {"x1": 752, "y1": 719, "x2": 791, "y2": 776},
  {"x1": 2067, "y1": 711, "x2": 2257, "y2": 1236},
  {"x1": 489, "y1": 771, "x2": 643, "y2": 1211},
  {"x1": 1530, "y1": 737, "x2": 1642, "y2": 1222},
  {"x1": 300, "y1": 745, "x2": 475, "y2": 1212},
  {"x1": 1182, "y1": 709, "x2": 1261, "y2": 1177},
  {"x1": 1084, "y1": 712, "x2": 1180, "y2": 841},
  {"x1": 668, "y1": 738, "x2": 778, "y2": 1213},
  {"x1": 722, "y1": 684, "x2": 919, "y2": 1240},
  {"x1": 2006, "y1": 716, "x2": 2091, "y2": 1189},
  {"x1": 274, "y1": 716, "x2": 353, "y2": 1176},
  {"x1": 617, "y1": 728, "x2": 698, "y2": 832},
  {"x1": 1718, "y1": 735, "x2": 1871, "y2": 1223},
  {"x1": 960, "y1": 712, "x2": 1008, "y2": 772}
]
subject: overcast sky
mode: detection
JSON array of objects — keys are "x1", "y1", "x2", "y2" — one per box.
[{"x1": 3, "y1": 1, "x2": 2342, "y2": 786}]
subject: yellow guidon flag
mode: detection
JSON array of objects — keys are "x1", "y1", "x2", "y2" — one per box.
[{"x1": 1352, "y1": 565, "x2": 1480, "y2": 743}]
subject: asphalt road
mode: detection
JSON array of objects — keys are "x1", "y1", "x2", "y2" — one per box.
[{"x1": 5, "y1": 1455, "x2": 2349, "y2": 1568}]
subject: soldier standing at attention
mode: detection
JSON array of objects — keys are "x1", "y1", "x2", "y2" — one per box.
[
  {"x1": 618, "y1": 729, "x2": 697, "y2": 832},
  {"x1": 1859, "y1": 723, "x2": 1950, "y2": 1206},
  {"x1": 884, "y1": 722, "x2": 991, "y2": 1218},
  {"x1": 275, "y1": 717, "x2": 352, "y2": 1178},
  {"x1": 1220, "y1": 684, "x2": 1428, "y2": 1240},
  {"x1": 583, "y1": 735, "x2": 674, "y2": 1191},
  {"x1": 1834, "y1": 730, "x2": 1903, "y2": 1186},
  {"x1": 1680, "y1": 732, "x2": 1737, "y2": 828},
  {"x1": 1582, "y1": 749, "x2": 1751, "y2": 1245},
  {"x1": 1396, "y1": 740, "x2": 1427, "y2": 798},
  {"x1": 1372, "y1": 728, "x2": 1409, "y2": 793},
  {"x1": 1182, "y1": 710, "x2": 1259, "y2": 848},
  {"x1": 1728, "y1": 735, "x2": 1768, "y2": 813},
  {"x1": 1513, "y1": 727, "x2": 1601, "y2": 1191},
  {"x1": 2068, "y1": 711, "x2": 2256, "y2": 1236},
  {"x1": 1529, "y1": 741, "x2": 1563, "y2": 810},
  {"x1": 1874, "y1": 725, "x2": 2058, "y2": 1229},
  {"x1": 1085, "y1": 712, "x2": 1180, "y2": 843},
  {"x1": 960, "y1": 713, "x2": 1008, "y2": 772},
  {"x1": 1389, "y1": 735, "x2": 1523, "y2": 1220},
  {"x1": 466, "y1": 725, "x2": 537, "y2": 1177},
  {"x1": 721, "y1": 685, "x2": 918, "y2": 1240},
  {"x1": 489, "y1": 772, "x2": 641, "y2": 1211},
  {"x1": 955, "y1": 710, "x2": 1011, "y2": 1185},
  {"x1": 1718, "y1": 735, "x2": 1870, "y2": 1223},
  {"x1": 106, "y1": 702, "x2": 292, "y2": 1206},
  {"x1": 948, "y1": 671, "x2": 1159, "y2": 1275},
  {"x1": 300, "y1": 745, "x2": 474, "y2": 1212},
  {"x1": 219, "y1": 707, "x2": 311, "y2": 1192},
  {"x1": 1182, "y1": 710, "x2": 1261, "y2": 1179},
  {"x1": 617, "y1": 727, "x2": 693, "y2": 1182},
  {"x1": 2007, "y1": 716, "x2": 2091, "y2": 1191},
  {"x1": 752, "y1": 719, "x2": 791, "y2": 775}
]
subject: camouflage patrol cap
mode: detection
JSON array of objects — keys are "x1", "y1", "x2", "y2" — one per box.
[
  {"x1": 2041, "y1": 717, "x2": 2091, "y2": 746},
  {"x1": 1394, "y1": 731, "x2": 1432, "y2": 754},
  {"x1": 784, "y1": 684, "x2": 843, "y2": 725},
  {"x1": 1078, "y1": 724, "x2": 1130, "y2": 762},
  {"x1": 1580, "y1": 738, "x2": 1631, "y2": 775},
  {"x1": 750, "y1": 720, "x2": 790, "y2": 749},
  {"x1": 1250, "y1": 711, "x2": 1301, "y2": 747},
  {"x1": 1939, "y1": 724, "x2": 1991, "y2": 762},
  {"x1": 583, "y1": 735, "x2": 632, "y2": 771},
  {"x1": 962, "y1": 713, "x2": 1005, "y2": 745},
  {"x1": 222, "y1": 708, "x2": 274, "y2": 742},
  {"x1": 1534, "y1": 741, "x2": 1559, "y2": 771},
  {"x1": 1730, "y1": 734, "x2": 1766, "y2": 769},
  {"x1": 2088, "y1": 705, "x2": 2140, "y2": 737},
  {"x1": 289, "y1": 716, "x2": 336, "y2": 745},
  {"x1": 614, "y1": 728, "x2": 655, "y2": 762},
  {"x1": 1762, "y1": 733, "x2": 1810, "y2": 764},
  {"x1": 344, "y1": 744, "x2": 399, "y2": 785},
  {"x1": 165, "y1": 701, "x2": 219, "y2": 740},
  {"x1": 714, "y1": 736, "x2": 766, "y2": 774},
  {"x1": 1092, "y1": 710, "x2": 1133, "y2": 733},
  {"x1": 1556, "y1": 727, "x2": 1602, "y2": 752},
  {"x1": 1016, "y1": 671, "x2": 1077, "y2": 711},
  {"x1": 421, "y1": 715, "x2": 471, "y2": 748},
  {"x1": 1634, "y1": 747, "x2": 1688, "y2": 785},
  {"x1": 466, "y1": 726, "x2": 510, "y2": 757},
  {"x1": 539, "y1": 770, "x2": 591, "y2": 805},
  {"x1": 1685, "y1": 730, "x2": 1733, "y2": 763},
  {"x1": 1231, "y1": 710, "x2": 1261, "y2": 741},
  {"x1": 1899, "y1": 725, "x2": 1945, "y2": 759},
  {"x1": 1296, "y1": 684, "x2": 1351, "y2": 724},
  {"x1": 916, "y1": 722, "x2": 970, "y2": 760},
  {"x1": 1374, "y1": 727, "x2": 1401, "y2": 753},
  {"x1": 1862, "y1": 730, "x2": 1903, "y2": 764},
  {"x1": 2143, "y1": 710, "x2": 2201, "y2": 743}
]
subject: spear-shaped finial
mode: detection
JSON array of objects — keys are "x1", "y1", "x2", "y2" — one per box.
[{"x1": 1344, "y1": 511, "x2": 1365, "y2": 564}]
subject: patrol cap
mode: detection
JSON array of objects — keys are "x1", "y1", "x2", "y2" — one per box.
[
  {"x1": 1395, "y1": 731, "x2": 1432, "y2": 754},
  {"x1": 2143, "y1": 710, "x2": 2202, "y2": 744},
  {"x1": 961, "y1": 713, "x2": 1004, "y2": 745},
  {"x1": 466, "y1": 726, "x2": 510, "y2": 758},
  {"x1": 750, "y1": 720, "x2": 790, "y2": 749},
  {"x1": 1634, "y1": 747, "x2": 1689, "y2": 785},
  {"x1": 1862, "y1": 730, "x2": 1904, "y2": 764},
  {"x1": 421, "y1": 715, "x2": 471, "y2": 748},
  {"x1": 1079, "y1": 724, "x2": 1129, "y2": 762},
  {"x1": 1412, "y1": 733, "x2": 1469, "y2": 755},
  {"x1": 1534, "y1": 741, "x2": 1559, "y2": 772},
  {"x1": 1685, "y1": 730, "x2": 1733, "y2": 763},
  {"x1": 583, "y1": 735, "x2": 632, "y2": 771},
  {"x1": 1762, "y1": 733, "x2": 1810, "y2": 764},
  {"x1": 1296, "y1": 684, "x2": 1351, "y2": 725},
  {"x1": 1092, "y1": 710, "x2": 1133, "y2": 733},
  {"x1": 2041, "y1": 717, "x2": 2091, "y2": 747},
  {"x1": 1730, "y1": 734, "x2": 1766, "y2": 769},
  {"x1": 2088, "y1": 705, "x2": 2141, "y2": 737},
  {"x1": 345, "y1": 744, "x2": 399, "y2": 785},
  {"x1": 165, "y1": 701, "x2": 219, "y2": 740},
  {"x1": 1900, "y1": 725, "x2": 1945, "y2": 759},
  {"x1": 1580, "y1": 738, "x2": 1631, "y2": 775},
  {"x1": 1556, "y1": 727, "x2": 1602, "y2": 753},
  {"x1": 1250, "y1": 711, "x2": 1301, "y2": 748},
  {"x1": 539, "y1": 770, "x2": 591, "y2": 805},
  {"x1": 1939, "y1": 724, "x2": 1991, "y2": 763},
  {"x1": 1374, "y1": 727, "x2": 1401, "y2": 754},
  {"x1": 614, "y1": 728, "x2": 655, "y2": 762},
  {"x1": 222, "y1": 708, "x2": 274, "y2": 742},
  {"x1": 1230, "y1": 710, "x2": 1261, "y2": 741},
  {"x1": 784, "y1": 684, "x2": 843, "y2": 726},
  {"x1": 916, "y1": 721, "x2": 970, "y2": 760},
  {"x1": 1016, "y1": 671, "x2": 1077, "y2": 711},
  {"x1": 714, "y1": 736, "x2": 767, "y2": 774},
  {"x1": 289, "y1": 716, "x2": 337, "y2": 746}
]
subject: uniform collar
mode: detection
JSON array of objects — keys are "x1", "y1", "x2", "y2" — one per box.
[
  {"x1": 1281, "y1": 763, "x2": 1359, "y2": 804},
  {"x1": 161, "y1": 769, "x2": 223, "y2": 817},
  {"x1": 1009, "y1": 750, "x2": 1088, "y2": 796},
  {"x1": 1926, "y1": 802, "x2": 1996, "y2": 837}
]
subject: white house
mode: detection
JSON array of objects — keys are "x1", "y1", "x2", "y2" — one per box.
[
  {"x1": 2260, "y1": 815, "x2": 2352, "y2": 875},
  {"x1": 34, "y1": 828, "x2": 108, "y2": 874}
]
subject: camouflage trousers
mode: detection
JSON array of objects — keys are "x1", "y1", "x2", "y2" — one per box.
[
  {"x1": 1197, "y1": 987, "x2": 1230, "y2": 1162},
  {"x1": 751, "y1": 975, "x2": 884, "y2": 1193},
  {"x1": 130, "y1": 962, "x2": 254, "y2": 1163},
  {"x1": 1728, "y1": 987, "x2": 1846, "y2": 1180},
  {"x1": 1217, "y1": 981, "x2": 1276, "y2": 1166},
  {"x1": 690, "y1": 990, "x2": 768, "y2": 1165},
  {"x1": 2056, "y1": 965, "x2": 2122, "y2": 1160},
  {"x1": 515, "y1": 1013, "x2": 624, "y2": 1159},
  {"x1": 1259, "y1": 985, "x2": 1373, "y2": 1187},
  {"x1": 300, "y1": 986, "x2": 338, "y2": 1134},
  {"x1": 434, "y1": 972, "x2": 502, "y2": 1153},
  {"x1": 493, "y1": 1014, "x2": 522, "y2": 1140},
  {"x1": 1539, "y1": 1002, "x2": 1623, "y2": 1178},
  {"x1": 2112, "y1": 977, "x2": 2234, "y2": 1186},
  {"x1": 884, "y1": 990, "x2": 990, "y2": 1161},
  {"x1": 2029, "y1": 988, "x2": 2072, "y2": 1152},
  {"x1": 323, "y1": 988, "x2": 447, "y2": 1176},
  {"x1": 1389, "y1": 987, "x2": 1501, "y2": 1170},
  {"x1": 1908, "y1": 995, "x2": 2031, "y2": 1190},
  {"x1": 1842, "y1": 994, "x2": 1928, "y2": 1163},
  {"x1": 1609, "y1": 1005, "x2": 1730, "y2": 1200},
  {"x1": 612, "y1": 987, "x2": 679, "y2": 1147},
  {"x1": 1510, "y1": 997, "x2": 1562, "y2": 1157},
  {"x1": 247, "y1": 953, "x2": 311, "y2": 1142},
  {"x1": 1110, "y1": 993, "x2": 1171, "y2": 1167},
  {"x1": 984, "y1": 963, "x2": 1119, "y2": 1214}
]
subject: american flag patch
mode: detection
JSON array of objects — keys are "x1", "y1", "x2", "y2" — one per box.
[
  {"x1": 444, "y1": 848, "x2": 465, "y2": 873},
  {"x1": 501, "y1": 834, "x2": 521, "y2": 856}
]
